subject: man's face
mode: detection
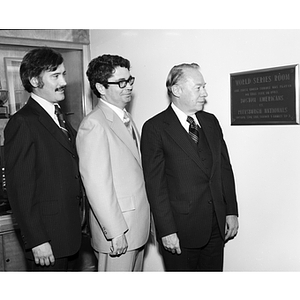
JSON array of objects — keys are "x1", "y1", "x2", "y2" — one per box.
[
  {"x1": 102, "y1": 67, "x2": 133, "y2": 109},
  {"x1": 32, "y1": 63, "x2": 67, "y2": 103},
  {"x1": 175, "y1": 68, "x2": 208, "y2": 114}
]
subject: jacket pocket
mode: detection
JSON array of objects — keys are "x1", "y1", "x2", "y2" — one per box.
[{"x1": 119, "y1": 196, "x2": 136, "y2": 212}]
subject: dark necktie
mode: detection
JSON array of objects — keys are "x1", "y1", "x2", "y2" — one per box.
[
  {"x1": 54, "y1": 104, "x2": 71, "y2": 141},
  {"x1": 187, "y1": 116, "x2": 199, "y2": 144}
]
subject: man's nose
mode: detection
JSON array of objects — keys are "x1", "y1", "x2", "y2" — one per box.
[
  {"x1": 201, "y1": 87, "x2": 208, "y2": 97},
  {"x1": 60, "y1": 76, "x2": 67, "y2": 86}
]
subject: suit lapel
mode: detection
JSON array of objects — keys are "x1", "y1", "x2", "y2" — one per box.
[
  {"x1": 98, "y1": 102, "x2": 141, "y2": 165},
  {"x1": 27, "y1": 98, "x2": 75, "y2": 154},
  {"x1": 164, "y1": 106, "x2": 210, "y2": 177},
  {"x1": 126, "y1": 112, "x2": 141, "y2": 150},
  {"x1": 196, "y1": 111, "x2": 218, "y2": 178}
]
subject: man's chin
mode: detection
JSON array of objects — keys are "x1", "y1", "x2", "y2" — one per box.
[
  {"x1": 197, "y1": 104, "x2": 205, "y2": 111},
  {"x1": 124, "y1": 96, "x2": 132, "y2": 103},
  {"x1": 56, "y1": 95, "x2": 65, "y2": 102}
]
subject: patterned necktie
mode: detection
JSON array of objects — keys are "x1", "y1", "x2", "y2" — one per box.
[
  {"x1": 187, "y1": 116, "x2": 199, "y2": 144},
  {"x1": 54, "y1": 104, "x2": 71, "y2": 141},
  {"x1": 123, "y1": 111, "x2": 138, "y2": 146}
]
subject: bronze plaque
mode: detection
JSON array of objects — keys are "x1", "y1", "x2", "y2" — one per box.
[{"x1": 231, "y1": 65, "x2": 299, "y2": 125}]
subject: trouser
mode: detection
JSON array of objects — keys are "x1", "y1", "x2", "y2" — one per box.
[
  {"x1": 161, "y1": 213, "x2": 224, "y2": 271},
  {"x1": 94, "y1": 247, "x2": 144, "y2": 272}
]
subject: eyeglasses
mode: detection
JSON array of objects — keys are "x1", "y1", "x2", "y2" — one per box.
[{"x1": 106, "y1": 76, "x2": 135, "y2": 89}]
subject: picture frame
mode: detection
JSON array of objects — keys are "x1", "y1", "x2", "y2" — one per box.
[
  {"x1": 4, "y1": 57, "x2": 29, "y2": 115},
  {"x1": 230, "y1": 64, "x2": 299, "y2": 125}
]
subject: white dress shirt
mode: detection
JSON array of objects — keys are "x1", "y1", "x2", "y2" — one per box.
[
  {"x1": 31, "y1": 93, "x2": 60, "y2": 127},
  {"x1": 100, "y1": 99, "x2": 129, "y2": 121},
  {"x1": 171, "y1": 102, "x2": 201, "y2": 132}
]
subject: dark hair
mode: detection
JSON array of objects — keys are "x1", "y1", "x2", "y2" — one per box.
[
  {"x1": 20, "y1": 47, "x2": 64, "y2": 93},
  {"x1": 166, "y1": 63, "x2": 200, "y2": 97},
  {"x1": 86, "y1": 54, "x2": 130, "y2": 98}
]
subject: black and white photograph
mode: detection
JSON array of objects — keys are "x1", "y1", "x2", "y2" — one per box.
[{"x1": 0, "y1": 1, "x2": 299, "y2": 299}]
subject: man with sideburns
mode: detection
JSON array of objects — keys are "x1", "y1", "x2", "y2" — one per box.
[{"x1": 4, "y1": 47, "x2": 82, "y2": 271}]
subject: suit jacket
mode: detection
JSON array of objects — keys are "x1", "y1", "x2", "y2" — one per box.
[
  {"x1": 4, "y1": 97, "x2": 82, "y2": 260},
  {"x1": 141, "y1": 105, "x2": 238, "y2": 248},
  {"x1": 76, "y1": 101, "x2": 150, "y2": 253}
]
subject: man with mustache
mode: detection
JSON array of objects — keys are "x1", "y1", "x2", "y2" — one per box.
[
  {"x1": 141, "y1": 63, "x2": 239, "y2": 271},
  {"x1": 4, "y1": 47, "x2": 82, "y2": 271},
  {"x1": 76, "y1": 54, "x2": 150, "y2": 271}
]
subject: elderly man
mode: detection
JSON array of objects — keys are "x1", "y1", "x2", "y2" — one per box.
[{"x1": 141, "y1": 63, "x2": 239, "y2": 271}]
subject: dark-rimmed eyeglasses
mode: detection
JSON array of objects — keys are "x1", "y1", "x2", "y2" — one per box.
[{"x1": 106, "y1": 76, "x2": 135, "y2": 89}]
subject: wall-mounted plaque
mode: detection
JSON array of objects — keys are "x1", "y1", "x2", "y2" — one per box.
[{"x1": 231, "y1": 65, "x2": 299, "y2": 125}]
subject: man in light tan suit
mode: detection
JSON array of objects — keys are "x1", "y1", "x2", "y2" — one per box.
[{"x1": 76, "y1": 54, "x2": 150, "y2": 271}]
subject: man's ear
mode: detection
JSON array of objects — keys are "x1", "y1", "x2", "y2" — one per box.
[
  {"x1": 171, "y1": 84, "x2": 181, "y2": 98},
  {"x1": 29, "y1": 77, "x2": 39, "y2": 88},
  {"x1": 95, "y1": 83, "x2": 106, "y2": 95}
]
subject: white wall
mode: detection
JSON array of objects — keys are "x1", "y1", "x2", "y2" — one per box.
[{"x1": 90, "y1": 29, "x2": 300, "y2": 271}]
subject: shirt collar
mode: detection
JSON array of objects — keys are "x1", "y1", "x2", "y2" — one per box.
[
  {"x1": 31, "y1": 93, "x2": 57, "y2": 117},
  {"x1": 100, "y1": 99, "x2": 127, "y2": 121},
  {"x1": 171, "y1": 102, "x2": 200, "y2": 127}
]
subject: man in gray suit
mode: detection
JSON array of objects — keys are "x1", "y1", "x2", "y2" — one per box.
[{"x1": 76, "y1": 54, "x2": 150, "y2": 271}]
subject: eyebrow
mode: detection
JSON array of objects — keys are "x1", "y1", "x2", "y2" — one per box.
[
  {"x1": 195, "y1": 82, "x2": 206, "y2": 87},
  {"x1": 50, "y1": 70, "x2": 66, "y2": 75}
]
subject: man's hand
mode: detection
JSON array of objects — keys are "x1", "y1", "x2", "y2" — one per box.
[
  {"x1": 110, "y1": 233, "x2": 128, "y2": 257},
  {"x1": 32, "y1": 242, "x2": 55, "y2": 266},
  {"x1": 162, "y1": 233, "x2": 181, "y2": 254},
  {"x1": 225, "y1": 215, "x2": 239, "y2": 241}
]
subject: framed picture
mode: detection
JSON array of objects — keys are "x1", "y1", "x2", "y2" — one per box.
[
  {"x1": 231, "y1": 64, "x2": 299, "y2": 125},
  {"x1": 4, "y1": 57, "x2": 29, "y2": 115}
]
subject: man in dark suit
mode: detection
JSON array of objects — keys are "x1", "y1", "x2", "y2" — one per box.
[
  {"x1": 4, "y1": 47, "x2": 82, "y2": 271},
  {"x1": 141, "y1": 63, "x2": 239, "y2": 271}
]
